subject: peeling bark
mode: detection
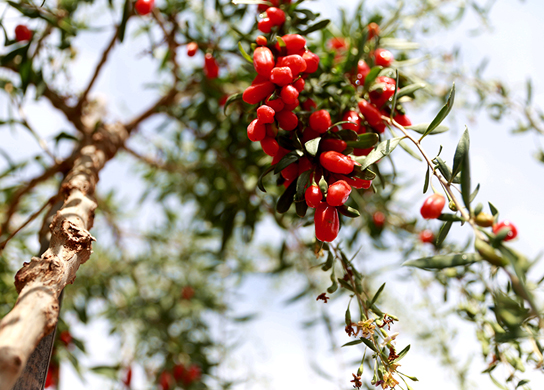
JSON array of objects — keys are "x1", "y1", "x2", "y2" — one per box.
[{"x1": 0, "y1": 123, "x2": 128, "y2": 390}]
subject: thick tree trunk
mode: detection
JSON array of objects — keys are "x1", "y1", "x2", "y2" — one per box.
[{"x1": 0, "y1": 123, "x2": 128, "y2": 390}]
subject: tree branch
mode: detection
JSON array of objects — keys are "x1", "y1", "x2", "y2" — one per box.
[{"x1": 0, "y1": 122, "x2": 129, "y2": 390}]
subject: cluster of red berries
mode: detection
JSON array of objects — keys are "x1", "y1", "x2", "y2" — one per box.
[
  {"x1": 419, "y1": 193, "x2": 518, "y2": 242},
  {"x1": 159, "y1": 363, "x2": 201, "y2": 390},
  {"x1": 257, "y1": 0, "x2": 291, "y2": 33}
]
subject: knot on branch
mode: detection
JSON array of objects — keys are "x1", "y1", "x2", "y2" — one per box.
[{"x1": 54, "y1": 219, "x2": 96, "y2": 252}]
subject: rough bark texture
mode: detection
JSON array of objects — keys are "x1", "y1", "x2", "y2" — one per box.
[{"x1": 0, "y1": 123, "x2": 128, "y2": 390}]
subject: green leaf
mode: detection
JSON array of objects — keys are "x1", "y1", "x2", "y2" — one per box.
[
  {"x1": 360, "y1": 337, "x2": 378, "y2": 352},
  {"x1": 296, "y1": 170, "x2": 312, "y2": 200},
  {"x1": 335, "y1": 128, "x2": 359, "y2": 141},
  {"x1": 489, "y1": 202, "x2": 499, "y2": 217},
  {"x1": 304, "y1": 137, "x2": 321, "y2": 156},
  {"x1": 338, "y1": 204, "x2": 360, "y2": 218},
  {"x1": 368, "y1": 282, "x2": 385, "y2": 307},
  {"x1": 423, "y1": 166, "x2": 430, "y2": 193},
  {"x1": 517, "y1": 379, "x2": 530, "y2": 388},
  {"x1": 420, "y1": 83, "x2": 455, "y2": 140},
  {"x1": 276, "y1": 178, "x2": 297, "y2": 213},
  {"x1": 338, "y1": 279, "x2": 354, "y2": 292},
  {"x1": 223, "y1": 92, "x2": 243, "y2": 114},
  {"x1": 436, "y1": 220, "x2": 453, "y2": 246},
  {"x1": 364, "y1": 66, "x2": 383, "y2": 90},
  {"x1": 352, "y1": 166, "x2": 376, "y2": 181},
  {"x1": 389, "y1": 70, "x2": 400, "y2": 121},
  {"x1": 435, "y1": 157, "x2": 452, "y2": 182},
  {"x1": 396, "y1": 83, "x2": 426, "y2": 99},
  {"x1": 90, "y1": 365, "x2": 120, "y2": 380},
  {"x1": 117, "y1": 0, "x2": 130, "y2": 42},
  {"x1": 346, "y1": 133, "x2": 379, "y2": 149},
  {"x1": 437, "y1": 213, "x2": 464, "y2": 222},
  {"x1": 257, "y1": 165, "x2": 275, "y2": 192},
  {"x1": 460, "y1": 132, "x2": 472, "y2": 210},
  {"x1": 403, "y1": 253, "x2": 482, "y2": 270},
  {"x1": 393, "y1": 344, "x2": 410, "y2": 363},
  {"x1": 322, "y1": 251, "x2": 334, "y2": 271},
  {"x1": 470, "y1": 183, "x2": 480, "y2": 203},
  {"x1": 238, "y1": 42, "x2": 253, "y2": 64},
  {"x1": 357, "y1": 137, "x2": 403, "y2": 171},
  {"x1": 451, "y1": 127, "x2": 470, "y2": 181},
  {"x1": 398, "y1": 139, "x2": 422, "y2": 161},
  {"x1": 342, "y1": 339, "x2": 363, "y2": 347},
  {"x1": 297, "y1": 19, "x2": 330, "y2": 35},
  {"x1": 345, "y1": 302, "x2": 352, "y2": 326},
  {"x1": 406, "y1": 123, "x2": 449, "y2": 135},
  {"x1": 274, "y1": 150, "x2": 301, "y2": 174}
]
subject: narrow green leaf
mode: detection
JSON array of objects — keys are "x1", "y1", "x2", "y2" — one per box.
[
  {"x1": 238, "y1": 42, "x2": 253, "y2": 64},
  {"x1": 338, "y1": 279, "x2": 354, "y2": 292},
  {"x1": 117, "y1": 0, "x2": 130, "y2": 42},
  {"x1": 297, "y1": 19, "x2": 330, "y2": 35},
  {"x1": 396, "y1": 83, "x2": 426, "y2": 99},
  {"x1": 451, "y1": 127, "x2": 470, "y2": 181},
  {"x1": 389, "y1": 70, "x2": 400, "y2": 121},
  {"x1": 403, "y1": 253, "x2": 482, "y2": 269},
  {"x1": 489, "y1": 202, "x2": 499, "y2": 217},
  {"x1": 423, "y1": 166, "x2": 430, "y2": 193},
  {"x1": 345, "y1": 302, "x2": 352, "y2": 326},
  {"x1": 346, "y1": 133, "x2": 379, "y2": 149},
  {"x1": 305, "y1": 137, "x2": 321, "y2": 156},
  {"x1": 360, "y1": 337, "x2": 378, "y2": 352},
  {"x1": 321, "y1": 251, "x2": 334, "y2": 271},
  {"x1": 437, "y1": 213, "x2": 464, "y2": 222},
  {"x1": 276, "y1": 178, "x2": 297, "y2": 213},
  {"x1": 470, "y1": 183, "x2": 480, "y2": 203},
  {"x1": 435, "y1": 157, "x2": 452, "y2": 182},
  {"x1": 223, "y1": 92, "x2": 243, "y2": 114},
  {"x1": 296, "y1": 170, "x2": 312, "y2": 200},
  {"x1": 420, "y1": 83, "x2": 455, "y2": 140},
  {"x1": 364, "y1": 66, "x2": 383, "y2": 90},
  {"x1": 335, "y1": 128, "x2": 359, "y2": 141},
  {"x1": 257, "y1": 165, "x2": 275, "y2": 192},
  {"x1": 436, "y1": 220, "x2": 453, "y2": 246},
  {"x1": 393, "y1": 345, "x2": 411, "y2": 363},
  {"x1": 274, "y1": 151, "x2": 300, "y2": 174},
  {"x1": 406, "y1": 123, "x2": 449, "y2": 135},
  {"x1": 460, "y1": 133, "x2": 472, "y2": 209},
  {"x1": 338, "y1": 204, "x2": 361, "y2": 218},
  {"x1": 357, "y1": 137, "x2": 403, "y2": 171},
  {"x1": 369, "y1": 282, "x2": 385, "y2": 307},
  {"x1": 398, "y1": 139, "x2": 422, "y2": 161},
  {"x1": 342, "y1": 339, "x2": 363, "y2": 347}
]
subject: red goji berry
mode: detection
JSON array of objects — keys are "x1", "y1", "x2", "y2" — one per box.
[
  {"x1": 420, "y1": 194, "x2": 446, "y2": 219},
  {"x1": 320, "y1": 151, "x2": 354, "y2": 174},
  {"x1": 315, "y1": 202, "x2": 340, "y2": 242}
]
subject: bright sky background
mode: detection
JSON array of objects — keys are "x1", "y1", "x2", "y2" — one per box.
[{"x1": 2, "y1": 0, "x2": 544, "y2": 389}]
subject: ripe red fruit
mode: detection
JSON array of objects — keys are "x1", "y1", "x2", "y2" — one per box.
[
  {"x1": 276, "y1": 109, "x2": 298, "y2": 131},
  {"x1": 184, "y1": 365, "x2": 201, "y2": 384},
  {"x1": 493, "y1": 220, "x2": 518, "y2": 241},
  {"x1": 271, "y1": 146, "x2": 289, "y2": 165},
  {"x1": 181, "y1": 286, "x2": 195, "y2": 300},
  {"x1": 305, "y1": 185, "x2": 322, "y2": 208},
  {"x1": 320, "y1": 138, "x2": 347, "y2": 153},
  {"x1": 394, "y1": 114, "x2": 412, "y2": 127},
  {"x1": 327, "y1": 180, "x2": 352, "y2": 206},
  {"x1": 302, "y1": 51, "x2": 319, "y2": 73},
  {"x1": 282, "y1": 98, "x2": 299, "y2": 111},
  {"x1": 204, "y1": 53, "x2": 219, "y2": 79},
  {"x1": 256, "y1": 35, "x2": 267, "y2": 46},
  {"x1": 281, "y1": 162, "x2": 299, "y2": 181},
  {"x1": 261, "y1": 137, "x2": 280, "y2": 156},
  {"x1": 123, "y1": 367, "x2": 133, "y2": 387},
  {"x1": 257, "y1": 105, "x2": 275, "y2": 123},
  {"x1": 266, "y1": 97, "x2": 285, "y2": 112},
  {"x1": 135, "y1": 0, "x2": 154, "y2": 15},
  {"x1": 420, "y1": 194, "x2": 446, "y2": 219},
  {"x1": 186, "y1": 42, "x2": 198, "y2": 57},
  {"x1": 160, "y1": 371, "x2": 174, "y2": 390},
  {"x1": 276, "y1": 34, "x2": 307, "y2": 54},
  {"x1": 367, "y1": 22, "x2": 380, "y2": 40},
  {"x1": 270, "y1": 67, "x2": 294, "y2": 86},
  {"x1": 309, "y1": 110, "x2": 332, "y2": 133},
  {"x1": 342, "y1": 111, "x2": 361, "y2": 132},
  {"x1": 329, "y1": 37, "x2": 347, "y2": 50},
  {"x1": 266, "y1": 7, "x2": 286, "y2": 26},
  {"x1": 369, "y1": 76, "x2": 396, "y2": 107},
  {"x1": 59, "y1": 330, "x2": 72, "y2": 346},
  {"x1": 280, "y1": 85, "x2": 299, "y2": 104},
  {"x1": 357, "y1": 60, "x2": 371, "y2": 84},
  {"x1": 45, "y1": 363, "x2": 58, "y2": 389},
  {"x1": 301, "y1": 98, "x2": 317, "y2": 111},
  {"x1": 374, "y1": 48, "x2": 394, "y2": 67},
  {"x1": 358, "y1": 99, "x2": 384, "y2": 129},
  {"x1": 298, "y1": 157, "x2": 312, "y2": 174},
  {"x1": 373, "y1": 211, "x2": 386, "y2": 228},
  {"x1": 277, "y1": 55, "x2": 307, "y2": 76},
  {"x1": 173, "y1": 364, "x2": 186, "y2": 382},
  {"x1": 315, "y1": 202, "x2": 340, "y2": 242},
  {"x1": 301, "y1": 127, "x2": 320, "y2": 143},
  {"x1": 253, "y1": 47, "x2": 275, "y2": 77},
  {"x1": 247, "y1": 119, "x2": 266, "y2": 142},
  {"x1": 419, "y1": 230, "x2": 434, "y2": 244},
  {"x1": 14, "y1": 25, "x2": 32, "y2": 42},
  {"x1": 258, "y1": 18, "x2": 273, "y2": 33},
  {"x1": 338, "y1": 175, "x2": 371, "y2": 189},
  {"x1": 293, "y1": 78, "x2": 305, "y2": 92},
  {"x1": 320, "y1": 151, "x2": 354, "y2": 174},
  {"x1": 243, "y1": 81, "x2": 275, "y2": 104}
]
